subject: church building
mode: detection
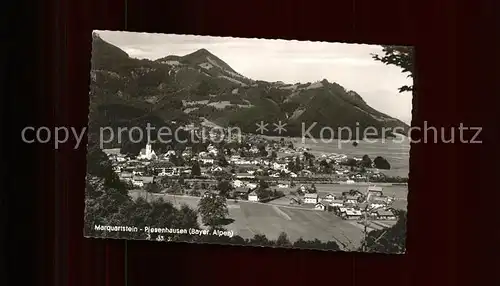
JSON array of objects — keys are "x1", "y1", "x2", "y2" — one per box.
[{"x1": 137, "y1": 143, "x2": 157, "y2": 160}]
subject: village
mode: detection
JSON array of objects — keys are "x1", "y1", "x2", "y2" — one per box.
[
  {"x1": 85, "y1": 32, "x2": 411, "y2": 252},
  {"x1": 102, "y1": 130, "x2": 406, "y2": 229}
]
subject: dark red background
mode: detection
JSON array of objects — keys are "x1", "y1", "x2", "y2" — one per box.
[{"x1": 10, "y1": 0, "x2": 498, "y2": 285}]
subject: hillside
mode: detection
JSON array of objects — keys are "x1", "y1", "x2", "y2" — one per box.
[{"x1": 89, "y1": 33, "x2": 410, "y2": 147}]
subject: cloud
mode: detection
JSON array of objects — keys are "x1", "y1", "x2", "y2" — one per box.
[{"x1": 122, "y1": 47, "x2": 150, "y2": 57}]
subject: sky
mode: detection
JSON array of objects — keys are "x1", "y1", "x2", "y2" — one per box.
[{"x1": 96, "y1": 30, "x2": 413, "y2": 124}]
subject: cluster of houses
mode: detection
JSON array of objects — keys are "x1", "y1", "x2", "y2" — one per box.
[
  {"x1": 289, "y1": 185, "x2": 397, "y2": 221},
  {"x1": 100, "y1": 139, "x2": 397, "y2": 221},
  {"x1": 103, "y1": 139, "x2": 387, "y2": 186},
  {"x1": 116, "y1": 171, "x2": 154, "y2": 187}
]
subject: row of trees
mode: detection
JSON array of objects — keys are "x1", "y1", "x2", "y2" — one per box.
[{"x1": 341, "y1": 155, "x2": 391, "y2": 170}]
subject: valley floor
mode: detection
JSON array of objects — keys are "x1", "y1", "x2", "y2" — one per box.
[{"x1": 129, "y1": 188, "x2": 407, "y2": 250}]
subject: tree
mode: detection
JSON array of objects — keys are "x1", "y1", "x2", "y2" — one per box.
[
  {"x1": 258, "y1": 144, "x2": 268, "y2": 157},
  {"x1": 303, "y1": 152, "x2": 315, "y2": 161},
  {"x1": 360, "y1": 210, "x2": 407, "y2": 253},
  {"x1": 308, "y1": 159, "x2": 314, "y2": 167},
  {"x1": 258, "y1": 179, "x2": 269, "y2": 190},
  {"x1": 348, "y1": 189, "x2": 360, "y2": 196},
  {"x1": 293, "y1": 238, "x2": 340, "y2": 251},
  {"x1": 255, "y1": 188, "x2": 272, "y2": 200},
  {"x1": 197, "y1": 193, "x2": 229, "y2": 228},
  {"x1": 216, "y1": 180, "x2": 233, "y2": 198},
  {"x1": 275, "y1": 232, "x2": 292, "y2": 247},
  {"x1": 119, "y1": 139, "x2": 143, "y2": 157},
  {"x1": 249, "y1": 234, "x2": 272, "y2": 246},
  {"x1": 217, "y1": 155, "x2": 229, "y2": 167},
  {"x1": 170, "y1": 155, "x2": 185, "y2": 166},
  {"x1": 319, "y1": 159, "x2": 330, "y2": 172},
  {"x1": 86, "y1": 147, "x2": 127, "y2": 194},
  {"x1": 157, "y1": 176, "x2": 173, "y2": 189},
  {"x1": 196, "y1": 80, "x2": 218, "y2": 96},
  {"x1": 85, "y1": 172, "x2": 200, "y2": 241},
  {"x1": 297, "y1": 188, "x2": 304, "y2": 196},
  {"x1": 361, "y1": 155, "x2": 372, "y2": 168},
  {"x1": 295, "y1": 157, "x2": 302, "y2": 171},
  {"x1": 348, "y1": 158, "x2": 358, "y2": 167},
  {"x1": 273, "y1": 190, "x2": 284, "y2": 198},
  {"x1": 84, "y1": 179, "x2": 131, "y2": 236},
  {"x1": 191, "y1": 161, "x2": 201, "y2": 176},
  {"x1": 271, "y1": 151, "x2": 278, "y2": 160},
  {"x1": 166, "y1": 184, "x2": 183, "y2": 195},
  {"x1": 309, "y1": 183, "x2": 317, "y2": 193},
  {"x1": 174, "y1": 204, "x2": 200, "y2": 230},
  {"x1": 190, "y1": 189, "x2": 201, "y2": 197},
  {"x1": 372, "y1": 45, "x2": 414, "y2": 93},
  {"x1": 145, "y1": 182, "x2": 160, "y2": 193},
  {"x1": 373, "y1": 156, "x2": 391, "y2": 170}
]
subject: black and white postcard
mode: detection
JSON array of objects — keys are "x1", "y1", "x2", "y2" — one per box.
[{"x1": 85, "y1": 30, "x2": 412, "y2": 254}]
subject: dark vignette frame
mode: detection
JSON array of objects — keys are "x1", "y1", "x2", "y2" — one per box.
[{"x1": 24, "y1": 0, "x2": 499, "y2": 285}]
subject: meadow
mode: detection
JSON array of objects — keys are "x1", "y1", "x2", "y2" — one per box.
[{"x1": 129, "y1": 191, "x2": 367, "y2": 248}]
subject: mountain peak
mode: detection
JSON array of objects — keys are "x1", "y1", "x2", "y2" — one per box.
[
  {"x1": 184, "y1": 48, "x2": 217, "y2": 60},
  {"x1": 194, "y1": 48, "x2": 212, "y2": 55}
]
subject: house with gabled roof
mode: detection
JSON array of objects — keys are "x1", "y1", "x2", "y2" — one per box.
[
  {"x1": 322, "y1": 194, "x2": 336, "y2": 202},
  {"x1": 315, "y1": 201, "x2": 330, "y2": 211},
  {"x1": 367, "y1": 185, "x2": 384, "y2": 197},
  {"x1": 374, "y1": 209, "x2": 396, "y2": 220},
  {"x1": 304, "y1": 193, "x2": 318, "y2": 204},
  {"x1": 248, "y1": 191, "x2": 259, "y2": 202},
  {"x1": 339, "y1": 208, "x2": 363, "y2": 220},
  {"x1": 329, "y1": 199, "x2": 344, "y2": 207}
]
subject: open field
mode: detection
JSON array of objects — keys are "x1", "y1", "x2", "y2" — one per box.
[
  {"x1": 128, "y1": 190, "x2": 365, "y2": 248},
  {"x1": 265, "y1": 196, "x2": 296, "y2": 207},
  {"x1": 389, "y1": 199, "x2": 407, "y2": 210},
  {"x1": 225, "y1": 201, "x2": 365, "y2": 247}
]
